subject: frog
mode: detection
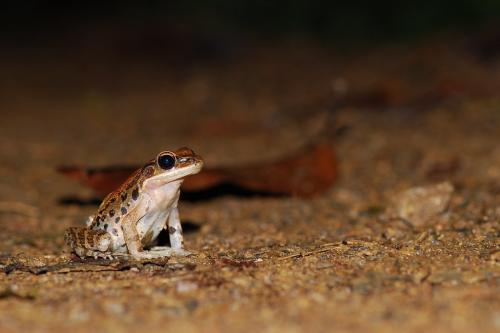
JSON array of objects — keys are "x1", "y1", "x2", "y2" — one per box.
[{"x1": 64, "y1": 147, "x2": 203, "y2": 260}]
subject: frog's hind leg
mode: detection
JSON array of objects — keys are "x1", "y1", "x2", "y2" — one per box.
[{"x1": 64, "y1": 227, "x2": 114, "y2": 259}]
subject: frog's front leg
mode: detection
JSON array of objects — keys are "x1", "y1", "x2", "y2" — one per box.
[
  {"x1": 121, "y1": 207, "x2": 176, "y2": 259},
  {"x1": 149, "y1": 207, "x2": 190, "y2": 256},
  {"x1": 167, "y1": 207, "x2": 184, "y2": 250}
]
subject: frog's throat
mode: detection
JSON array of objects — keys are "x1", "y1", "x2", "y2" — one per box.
[{"x1": 144, "y1": 162, "x2": 203, "y2": 188}]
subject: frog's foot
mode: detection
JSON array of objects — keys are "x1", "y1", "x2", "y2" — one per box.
[
  {"x1": 128, "y1": 247, "x2": 188, "y2": 260},
  {"x1": 150, "y1": 246, "x2": 192, "y2": 257},
  {"x1": 71, "y1": 247, "x2": 119, "y2": 260},
  {"x1": 88, "y1": 251, "x2": 115, "y2": 260}
]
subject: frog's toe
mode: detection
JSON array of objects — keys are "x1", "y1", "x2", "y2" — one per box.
[
  {"x1": 129, "y1": 249, "x2": 173, "y2": 260},
  {"x1": 150, "y1": 246, "x2": 192, "y2": 257},
  {"x1": 174, "y1": 249, "x2": 192, "y2": 257},
  {"x1": 129, "y1": 251, "x2": 163, "y2": 260}
]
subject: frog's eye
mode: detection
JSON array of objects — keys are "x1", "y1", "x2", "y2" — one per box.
[{"x1": 157, "y1": 152, "x2": 176, "y2": 170}]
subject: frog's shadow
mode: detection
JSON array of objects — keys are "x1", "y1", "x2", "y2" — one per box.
[
  {"x1": 58, "y1": 183, "x2": 284, "y2": 206},
  {"x1": 57, "y1": 184, "x2": 282, "y2": 240},
  {"x1": 181, "y1": 183, "x2": 285, "y2": 202}
]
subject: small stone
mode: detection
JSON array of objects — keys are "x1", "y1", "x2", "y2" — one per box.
[
  {"x1": 176, "y1": 281, "x2": 198, "y2": 293},
  {"x1": 412, "y1": 269, "x2": 430, "y2": 284},
  {"x1": 489, "y1": 251, "x2": 500, "y2": 263},
  {"x1": 185, "y1": 299, "x2": 199, "y2": 312},
  {"x1": 392, "y1": 182, "x2": 454, "y2": 227},
  {"x1": 105, "y1": 302, "x2": 125, "y2": 315},
  {"x1": 309, "y1": 292, "x2": 326, "y2": 304}
]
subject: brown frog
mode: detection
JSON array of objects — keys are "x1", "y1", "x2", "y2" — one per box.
[{"x1": 65, "y1": 147, "x2": 203, "y2": 260}]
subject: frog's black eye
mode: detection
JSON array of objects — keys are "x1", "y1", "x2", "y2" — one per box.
[{"x1": 157, "y1": 153, "x2": 176, "y2": 170}]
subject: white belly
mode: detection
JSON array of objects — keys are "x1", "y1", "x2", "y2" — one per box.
[
  {"x1": 136, "y1": 209, "x2": 171, "y2": 245},
  {"x1": 135, "y1": 182, "x2": 181, "y2": 246},
  {"x1": 109, "y1": 180, "x2": 182, "y2": 252}
]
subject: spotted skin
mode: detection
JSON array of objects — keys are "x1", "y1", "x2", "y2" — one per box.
[
  {"x1": 64, "y1": 227, "x2": 113, "y2": 259},
  {"x1": 64, "y1": 147, "x2": 203, "y2": 260}
]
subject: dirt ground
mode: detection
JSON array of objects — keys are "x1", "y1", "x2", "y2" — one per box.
[{"x1": 0, "y1": 36, "x2": 499, "y2": 332}]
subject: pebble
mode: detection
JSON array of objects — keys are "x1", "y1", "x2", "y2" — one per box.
[
  {"x1": 393, "y1": 182, "x2": 454, "y2": 226},
  {"x1": 176, "y1": 281, "x2": 198, "y2": 293}
]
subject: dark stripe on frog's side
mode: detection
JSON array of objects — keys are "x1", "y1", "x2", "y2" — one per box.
[
  {"x1": 85, "y1": 229, "x2": 95, "y2": 248},
  {"x1": 65, "y1": 227, "x2": 112, "y2": 255}
]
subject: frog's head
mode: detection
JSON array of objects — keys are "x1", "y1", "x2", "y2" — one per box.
[{"x1": 143, "y1": 147, "x2": 203, "y2": 188}]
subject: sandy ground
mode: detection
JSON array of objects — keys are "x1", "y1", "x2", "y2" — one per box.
[{"x1": 0, "y1": 37, "x2": 499, "y2": 332}]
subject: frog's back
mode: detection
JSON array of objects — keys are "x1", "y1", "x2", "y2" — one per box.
[{"x1": 88, "y1": 163, "x2": 152, "y2": 237}]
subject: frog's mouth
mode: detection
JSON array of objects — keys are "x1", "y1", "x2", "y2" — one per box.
[
  {"x1": 146, "y1": 158, "x2": 203, "y2": 188},
  {"x1": 177, "y1": 155, "x2": 203, "y2": 169},
  {"x1": 172, "y1": 159, "x2": 204, "y2": 180}
]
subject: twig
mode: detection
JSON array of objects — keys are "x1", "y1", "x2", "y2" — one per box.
[
  {"x1": 0, "y1": 257, "x2": 175, "y2": 275},
  {"x1": 277, "y1": 243, "x2": 342, "y2": 261}
]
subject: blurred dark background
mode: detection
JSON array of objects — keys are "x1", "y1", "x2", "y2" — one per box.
[
  {"x1": 2, "y1": 1, "x2": 500, "y2": 126},
  {"x1": 2, "y1": 1, "x2": 500, "y2": 50}
]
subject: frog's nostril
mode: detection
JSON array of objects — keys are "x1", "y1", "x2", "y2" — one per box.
[{"x1": 176, "y1": 147, "x2": 195, "y2": 156}]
